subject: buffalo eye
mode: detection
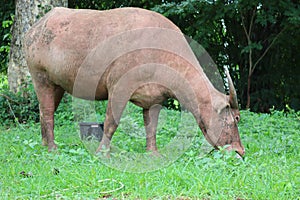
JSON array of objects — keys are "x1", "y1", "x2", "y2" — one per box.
[{"x1": 235, "y1": 115, "x2": 240, "y2": 122}]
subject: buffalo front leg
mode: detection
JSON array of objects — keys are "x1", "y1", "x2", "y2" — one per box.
[
  {"x1": 96, "y1": 100, "x2": 125, "y2": 156},
  {"x1": 143, "y1": 104, "x2": 162, "y2": 154}
]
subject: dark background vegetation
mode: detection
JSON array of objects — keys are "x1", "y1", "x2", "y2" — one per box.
[{"x1": 1, "y1": 0, "x2": 299, "y2": 124}]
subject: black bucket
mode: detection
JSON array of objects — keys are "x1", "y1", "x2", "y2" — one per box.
[{"x1": 79, "y1": 122, "x2": 104, "y2": 142}]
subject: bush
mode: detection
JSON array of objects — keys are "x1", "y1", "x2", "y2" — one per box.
[
  {"x1": 0, "y1": 74, "x2": 76, "y2": 126},
  {"x1": 0, "y1": 1, "x2": 15, "y2": 74},
  {"x1": 0, "y1": 75, "x2": 39, "y2": 126}
]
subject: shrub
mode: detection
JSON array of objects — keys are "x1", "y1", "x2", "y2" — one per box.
[
  {"x1": 0, "y1": 1, "x2": 14, "y2": 74},
  {"x1": 0, "y1": 74, "x2": 76, "y2": 127},
  {"x1": 0, "y1": 75, "x2": 39, "y2": 126}
]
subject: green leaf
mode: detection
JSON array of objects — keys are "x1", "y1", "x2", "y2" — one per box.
[{"x1": 241, "y1": 42, "x2": 263, "y2": 54}]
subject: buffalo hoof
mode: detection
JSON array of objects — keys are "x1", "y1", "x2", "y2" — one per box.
[
  {"x1": 48, "y1": 143, "x2": 58, "y2": 152},
  {"x1": 96, "y1": 144, "x2": 110, "y2": 158},
  {"x1": 148, "y1": 150, "x2": 162, "y2": 157},
  {"x1": 95, "y1": 150, "x2": 110, "y2": 158}
]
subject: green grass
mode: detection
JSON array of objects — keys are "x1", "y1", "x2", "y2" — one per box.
[{"x1": 0, "y1": 106, "x2": 299, "y2": 199}]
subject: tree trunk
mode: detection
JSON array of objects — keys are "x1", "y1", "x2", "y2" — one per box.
[
  {"x1": 246, "y1": 47, "x2": 253, "y2": 110},
  {"x1": 246, "y1": 74, "x2": 252, "y2": 109},
  {"x1": 7, "y1": 0, "x2": 67, "y2": 94}
]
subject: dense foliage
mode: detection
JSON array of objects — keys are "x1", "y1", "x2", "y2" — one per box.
[
  {"x1": 1, "y1": 0, "x2": 299, "y2": 112},
  {"x1": 0, "y1": 75, "x2": 73, "y2": 126},
  {"x1": 0, "y1": 0, "x2": 14, "y2": 74},
  {"x1": 152, "y1": 0, "x2": 300, "y2": 112},
  {"x1": 0, "y1": 75, "x2": 39, "y2": 126}
]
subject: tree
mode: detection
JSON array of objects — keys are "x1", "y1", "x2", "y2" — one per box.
[
  {"x1": 153, "y1": 0, "x2": 300, "y2": 111},
  {"x1": 236, "y1": 1, "x2": 295, "y2": 109},
  {"x1": 225, "y1": 0, "x2": 299, "y2": 111},
  {"x1": 7, "y1": 0, "x2": 67, "y2": 94}
]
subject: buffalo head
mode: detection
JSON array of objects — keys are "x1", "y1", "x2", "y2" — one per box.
[{"x1": 201, "y1": 68, "x2": 245, "y2": 157}]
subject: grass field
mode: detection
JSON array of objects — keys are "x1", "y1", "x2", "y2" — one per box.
[{"x1": 0, "y1": 103, "x2": 299, "y2": 199}]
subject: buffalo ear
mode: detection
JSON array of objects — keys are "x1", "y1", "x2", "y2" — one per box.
[{"x1": 225, "y1": 67, "x2": 238, "y2": 109}]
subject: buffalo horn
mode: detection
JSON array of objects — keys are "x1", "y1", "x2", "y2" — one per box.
[{"x1": 225, "y1": 67, "x2": 238, "y2": 109}]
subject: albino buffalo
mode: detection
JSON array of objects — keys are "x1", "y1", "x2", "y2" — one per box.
[{"x1": 24, "y1": 7, "x2": 244, "y2": 156}]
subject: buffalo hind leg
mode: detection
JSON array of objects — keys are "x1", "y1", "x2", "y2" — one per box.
[
  {"x1": 32, "y1": 74, "x2": 64, "y2": 151},
  {"x1": 40, "y1": 86, "x2": 64, "y2": 151},
  {"x1": 143, "y1": 104, "x2": 162, "y2": 155}
]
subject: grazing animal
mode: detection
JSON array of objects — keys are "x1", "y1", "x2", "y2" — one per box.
[{"x1": 24, "y1": 7, "x2": 244, "y2": 156}]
